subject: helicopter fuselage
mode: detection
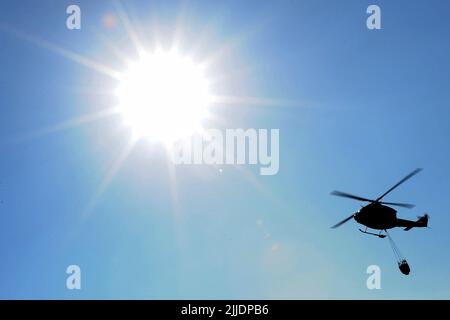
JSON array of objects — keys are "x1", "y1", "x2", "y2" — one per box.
[{"x1": 354, "y1": 202, "x2": 398, "y2": 230}]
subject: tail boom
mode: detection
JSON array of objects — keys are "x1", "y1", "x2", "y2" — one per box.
[{"x1": 397, "y1": 214, "x2": 429, "y2": 231}]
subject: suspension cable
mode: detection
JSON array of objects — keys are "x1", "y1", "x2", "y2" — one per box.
[{"x1": 386, "y1": 231, "x2": 404, "y2": 262}]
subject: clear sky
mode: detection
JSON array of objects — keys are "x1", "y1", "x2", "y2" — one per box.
[{"x1": 1, "y1": 0, "x2": 450, "y2": 299}]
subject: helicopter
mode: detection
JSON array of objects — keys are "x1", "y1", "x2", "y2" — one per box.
[
  {"x1": 330, "y1": 168, "x2": 428, "y2": 238},
  {"x1": 330, "y1": 168, "x2": 429, "y2": 275}
]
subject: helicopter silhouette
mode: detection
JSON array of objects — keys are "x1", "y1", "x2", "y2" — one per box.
[
  {"x1": 331, "y1": 168, "x2": 428, "y2": 238},
  {"x1": 331, "y1": 168, "x2": 429, "y2": 275}
]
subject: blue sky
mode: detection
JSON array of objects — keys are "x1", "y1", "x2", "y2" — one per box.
[{"x1": 1, "y1": 0, "x2": 450, "y2": 299}]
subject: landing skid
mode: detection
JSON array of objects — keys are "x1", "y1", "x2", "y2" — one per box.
[{"x1": 359, "y1": 228, "x2": 386, "y2": 238}]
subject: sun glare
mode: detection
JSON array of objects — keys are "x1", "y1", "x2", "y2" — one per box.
[{"x1": 116, "y1": 49, "x2": 211, "y2": 143}]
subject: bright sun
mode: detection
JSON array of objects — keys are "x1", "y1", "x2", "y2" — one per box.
[{"x1": 116, "y1": 49, "x2": 211, "y2": 144}]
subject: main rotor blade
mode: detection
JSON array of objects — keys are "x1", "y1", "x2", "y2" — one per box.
[
  {"x1": 330, "y1": 191, "x2": 374, "y2": 203},
  {"x1": 331, "y1": 214, "x2": 355, "y2": 229},
  {"x1": 379, "y1": 201, "x2": 415, "y2": 209},
  {"x1": 375, "y1": 168, "x2": 422, "y2": 202}
]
